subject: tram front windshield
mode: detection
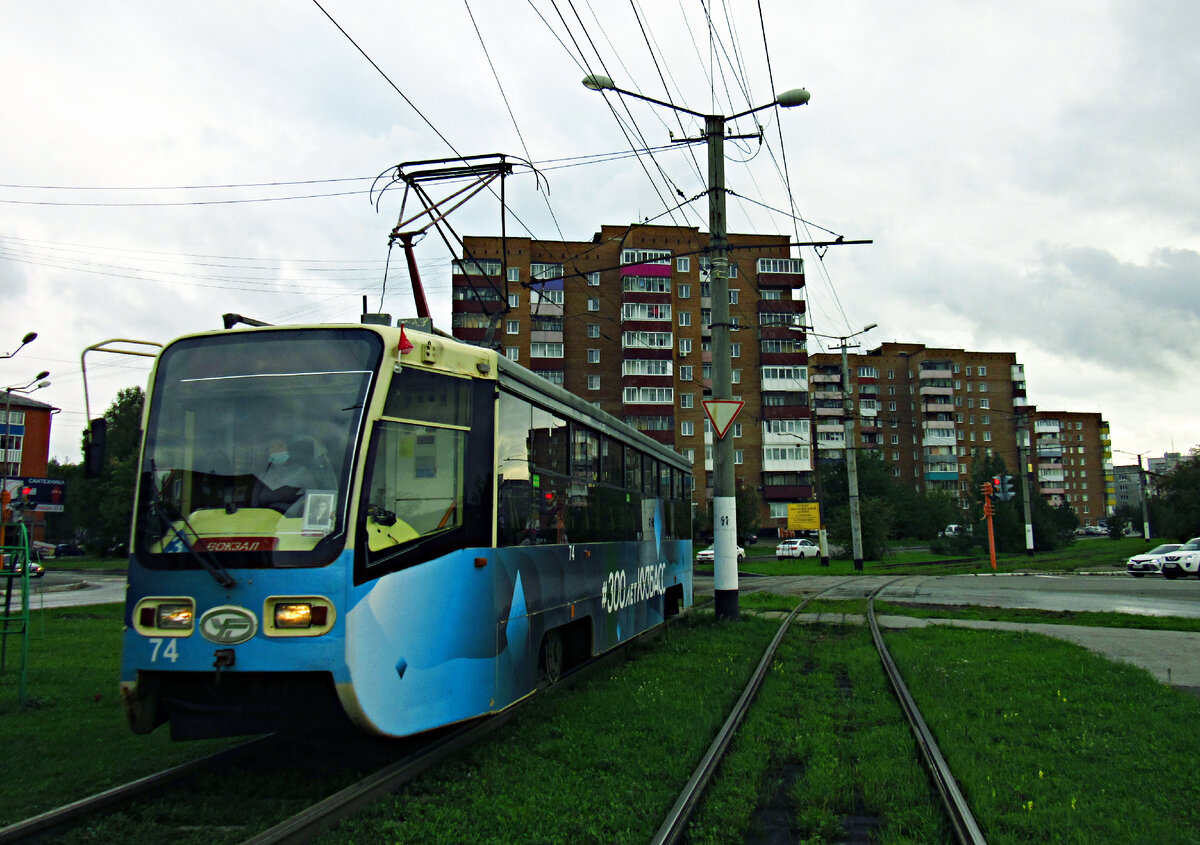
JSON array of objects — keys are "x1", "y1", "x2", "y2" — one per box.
[{"x1": 135, "y1": 329, "x2": 382, "y2": 569}]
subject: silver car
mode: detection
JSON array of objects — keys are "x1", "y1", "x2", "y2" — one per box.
[{"x1": 1126, "y1": 544, "x2": 1181, "y2": 577}]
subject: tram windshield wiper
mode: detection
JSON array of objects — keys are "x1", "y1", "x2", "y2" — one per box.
[{"x1": 148, "y1": 463, "x2": 237, "y2": 589}]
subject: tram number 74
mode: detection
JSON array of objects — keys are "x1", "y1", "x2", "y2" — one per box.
[{"x1": 149, "y1": 638, "x2": 180, "y2": 663}]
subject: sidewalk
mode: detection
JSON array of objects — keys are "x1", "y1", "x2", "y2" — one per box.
[{"x1": 796, "y1": 612, "x2": 1200, "y2": 697}]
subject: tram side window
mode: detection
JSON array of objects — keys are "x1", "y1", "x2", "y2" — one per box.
[
  {"x1": 496, "y1": 392, "x2": 571, "y2": 546},
  {"x1": 365, "y1": 421, "x2": 465, "y2": 557}
]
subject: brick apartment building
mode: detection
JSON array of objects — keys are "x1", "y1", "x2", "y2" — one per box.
[
  {"x1": 450, "y1": 223, "x2": 811, "y2": 529},
  {"x1": 1, "y1": 393, "x2": 55, "y2": 540},
  {"x1": 449, "y1": 224, "x2": 1115, "y2": 532}
]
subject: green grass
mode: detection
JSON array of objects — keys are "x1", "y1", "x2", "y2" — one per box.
[
  {"x1": 321, "y1": 614, "x2": 781, "y2": 844},
  {"x1": 872, "y1": 600, "x2": 1200, "y2": 633},
  {"x1": 38, "y1": 553, "x2": 128, "y2": 572},
  {"x1": 886, "y1": 626, "x2": 1200, "y2": 843},
  {"x1": 0, "y1": 604, "x2": 237, "y2": 826},
  {"x1": 736, "y1": 535, "x2": 1160, "y2": 577}
]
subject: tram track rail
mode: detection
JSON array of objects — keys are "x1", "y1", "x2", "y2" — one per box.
[
  {"x1": 657, "y1": 581, "x2": 988, "y2": 845},
  {"x1": 0, "y1": 632, "x2": 636, "y2": 844}
]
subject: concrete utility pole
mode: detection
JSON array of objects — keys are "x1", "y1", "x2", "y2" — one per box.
[
  {"x1": 797, "y1": 323, "x2": 876, "y2": 571},
  {"x1": 1016, "y1": 411, "x2": 1035, "y2": 555},
  {"x1": 582, "y1": 74, "x2": 809, "y2": 620}
]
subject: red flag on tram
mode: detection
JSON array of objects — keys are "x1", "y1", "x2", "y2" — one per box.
[{"x1": 399, "y1": 325, "x2": 414, "y2": 354}]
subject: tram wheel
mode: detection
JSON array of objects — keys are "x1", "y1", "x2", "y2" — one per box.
[{"x1": 538, "y1": 629, "x2": 564, "y2": 688}]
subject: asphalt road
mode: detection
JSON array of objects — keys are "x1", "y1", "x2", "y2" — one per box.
[{"x1": 695, "y1": 571, "x2": 1200, "y2": 695}]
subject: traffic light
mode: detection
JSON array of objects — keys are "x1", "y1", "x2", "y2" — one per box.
[{"x1": 994, "y1": 474, "x2": 1015, "y2": 502}]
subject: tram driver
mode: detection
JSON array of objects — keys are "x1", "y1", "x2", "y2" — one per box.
[{"x1": 253, "y1": 438, "x2": 319, "y2": 512}]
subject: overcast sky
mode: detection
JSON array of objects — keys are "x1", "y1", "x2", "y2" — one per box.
[{"x1": 3, "y1": 0, "x2": 1196, "y2": 469}]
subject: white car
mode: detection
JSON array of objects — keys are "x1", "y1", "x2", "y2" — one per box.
[
  {"x1": 696, "y1": 545, "x2": 745, "y2": 564},
  {"x1": 776, "y1": 538, "x2": 820, "y2": 559},
  {"x1": 1126, "y1": 544, "x2": 1182, "y2": 577},
  {"x1": 1160, "y1": 538, "x2": 1200, "y2": 579}
]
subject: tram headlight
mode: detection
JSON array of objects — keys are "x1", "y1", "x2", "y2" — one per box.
[
  {"x1": 133, "y1": 597, "x2": 195, "y2": 637},
  {"x1": 264, "y1": 597, "x2": 334, "y2": 636},
  {"x1": 157, "y1": 604, "x2": 194, "y2": 629},
  {"x1": 274, "y1": 603, "x2": 315, "y2": 628}
]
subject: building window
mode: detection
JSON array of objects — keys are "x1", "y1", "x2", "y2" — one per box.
[
  {"x1": 891, "y1": 434, "x2": 899, "y2": 445},
  {"x1": 732, "y1": 423, "x2": 743, "y2": 438},
  {"x1": 681, "y1": 421, "x2": 694, "y2": 437},
  {"x1": 682, "y1": 448, "x2": 695, "y2": 462},
  {"x1": 507, "y1": 267, "x2": 520, "y2": 282},
  {"x1": 587, "y1": 323, "x2": 600, "y2": 338},
  {"x1": 588, "y1": 375, "x2": 600, "y2": 391},
  {"x1": 729, "y1": 290, "x2": 739, "y2": 305},
  {"x1": 979, "y1": 383, "x2": 988, "y2": 392},
  {"x1": 506, "y1": 320, "x2": 520, "y2": 335},
  {"x1": 978, "y1": 366, "x2": 987, "y2": 376},
  {"x1": 676, "y1": 256, "x2": 690, "y2": 273},
  {"x1": 980, "y1": 399, "x2": 990, "y2": 409},
  {"x1": 679, "y1": 338, "x2": 692, "y2": 355},
  {"x1": 731, "y1": 343, "x2": 741, "y2": 358},
  {"x1": 587, "y1": 348, "x2": 600, "y2": 364},
  {"x1": 735, "y1": 450, "x2": 744, "y2": 465},
  {"x1": 732, "y1": 370, "x2": 741, "y2": 384},
  {"x1": 678, "y1": 311, "x2": 692, "y2": 327},
  {"x1": 530, "y1": 342, "x2": 563, "y2": 358},
  {"x1": 681, "y1": 393, "x2": 694, "y2": 409},
  {"x1": 505, "y1": 347, "x2": 519, "y2": 361},
  {"x1": 679, "y1": 365, "x2": 693, "y2": 381},
  {"x1": 965, "y1": 366, "x2": 973, "y2": 376},
  {"x1": 587, "y1": 271, "x2": 600, "y2": 286},
  {"x1": 508, "y1": 293, "x2": 520, "y2": 308},
  {"x1": 678, "y1": 283, "x2": 691, "y2": 299},
  {"x1": 588, "y1": 297, "x2": 599, "y2": 312},
  {"x1": 984, "y1": 431, "x2": 992, "y2": 441}
]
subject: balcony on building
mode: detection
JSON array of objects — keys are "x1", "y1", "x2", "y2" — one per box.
[
  {"x1": 755, "y1": 256, "x2": 805, "y2": 288},
  {"x1": 1034, "y1": 419, "x2": 1061, "y2": 434},
  {"x1": 921, "y1": 468, "x2": 960, "y2": 482},
  {"x1": 919, "y1": 363, "x2": 954, "y2": 380},
  {"x1": 921, "y1": 399, "x2": 954, "y2": 414},
  {"x1": 918, "y1": 383, "x2": 953, "y2": 397}
]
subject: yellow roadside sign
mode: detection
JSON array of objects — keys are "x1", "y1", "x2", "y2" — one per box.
[{"x1": 787, "y1": 502, "x2": 821, "y2": 531}]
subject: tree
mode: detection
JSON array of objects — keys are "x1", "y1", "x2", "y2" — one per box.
[
  {"x1": 826, "y1": 498, "x2": 893, "y2": 561},
  {"x1": 71, "y1": 386, "x2": 145, "y2": 555},
  {"x1": 1152, "y1": 449, "x2": 1200, "y2": 540},
  {"x1": 735, "y1": 480, "x2": 762, "y2": 540}
]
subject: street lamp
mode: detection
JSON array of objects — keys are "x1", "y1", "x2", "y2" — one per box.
[
  {"x1": 792, "y1": 322, "x2": 876, "y2": 570},
  {"x1": 1, "y1": 332, "x2": 37, "y2": 360},
  {"x1": 583, "y1": 75, "x2": 809, "y2": 621}
]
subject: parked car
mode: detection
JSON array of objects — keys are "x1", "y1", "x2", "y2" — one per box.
[
  {"x1": 55, "y1": 543, "x2": 85, "y2": 557},
  {"x1": 2, "y1": 554, "x2": 44, "y2": 578},
  {"x1": 738, "y1": 533, "x2": 758, "y2": 547},
  {"x1": 938, "y1": 524, "x2": 971, "y2": 537},
  {"x1": 1126, "y1": 544, "x2": 1182, "y2": 577},
  {"x1": 776, "y1": 538, "x2": 820, "y2": 559},
  {"x1": 1160, "y1": 538, "x2": 1200, "y2": 579},
  {"x1": 695, "y1": 545, "x2": 745, "y2": 564}
]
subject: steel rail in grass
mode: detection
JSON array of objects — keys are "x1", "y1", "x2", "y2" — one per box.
[
  {"x1": 650, "y1": 585, "x2": 849, "y2": 845},
  {"x1": 868, "y1": 593, "x2": 988, "y2": 845},
  {"x1": 245, "y1": 643, "x2": 634, "y2": 845},
  {"x1": 0, "y1": 736, "x2": 277, "y2": 844}
]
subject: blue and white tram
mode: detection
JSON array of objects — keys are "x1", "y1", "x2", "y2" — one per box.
[{"x1": 120, "y1": 323, "x2": 693, "y2": 739}]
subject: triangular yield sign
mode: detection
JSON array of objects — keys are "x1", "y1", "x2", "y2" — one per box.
[{"x1": 702, "y1": 399, "x2": 744, "y2": 439}]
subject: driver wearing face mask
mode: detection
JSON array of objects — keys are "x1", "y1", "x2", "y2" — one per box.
[{"x1": 253, "y1": 438, "x2": 319, "y2": 510}]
